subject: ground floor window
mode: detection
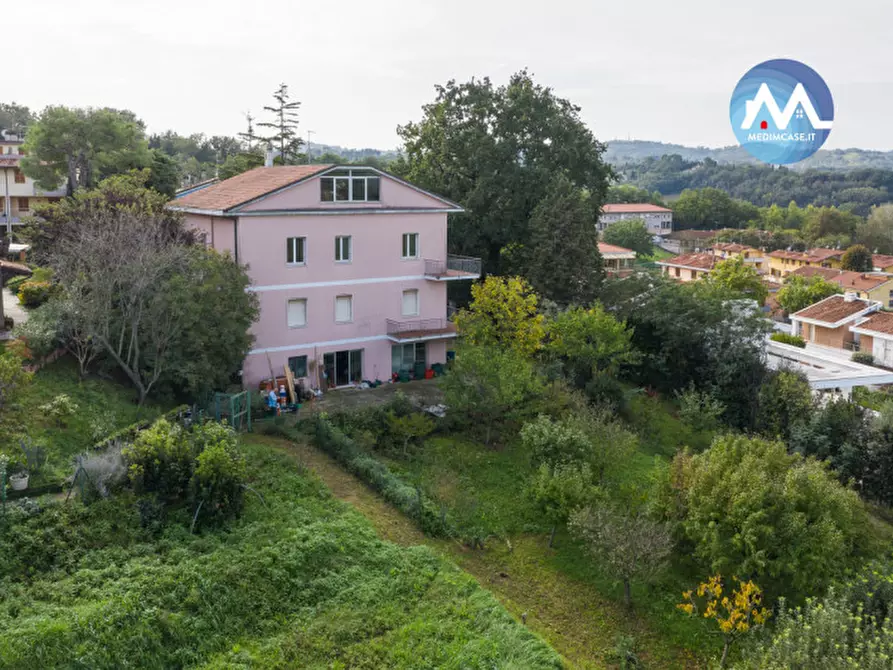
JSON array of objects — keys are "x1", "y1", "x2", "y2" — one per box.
[
  {"x1": 391, "y1": 342, "x2": 426, "y2": 375},
  {"x1": 288, "y1": 354, "x2": 308, "y2": 377},
  {"x1": 323, "y1": 349, "x2": 363, "y2": 387}
]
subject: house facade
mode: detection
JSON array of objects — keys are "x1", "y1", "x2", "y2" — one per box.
[
  {"x1": 712, "y1": 243, "x2": 765, "y2": 272},
  {"x1": 873, "y1": 254, "x2": 893, "y2": 273},
  {"x1": 767, "y1": 248, "x2": 843, "y2": 281},
  {"x1": 790, "y1": 294, "x2": 880, "y2": 349},
  {"x1": 0, "y1": 131, "x2": 65, "y2": 232},
  {"x1": 598, "y1": 203, "x2": 673, "y2": 237},
  {"x1": 168, "y1": 165, "x2": 478, "y2": 389},
  {"x1": 850, "y1": 311, "x2": 893, "y2": 367},
  {"x1": 655, "y1": 252, "x2": 715, "y2": 281},
  {"x1": 598, "y1": 242, "x2": 636, "y2": 278}
]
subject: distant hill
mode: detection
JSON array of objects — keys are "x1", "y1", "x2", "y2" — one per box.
[
  {"x1": 605, "y1": 140, "x2": 893, "y2": 171},
  {"x1": 307, "y1": 143, "x2": 401, "y2": 163}
]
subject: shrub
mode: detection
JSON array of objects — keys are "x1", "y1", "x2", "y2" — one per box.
[
  {"x1": 853, "y1": 351, "x2": 876, "y2": 366},
  {"x1": 584, "y1": 373, "x2": 627, "y2": 411},
  {"x1": 17, "y1": 280, "x2": 57, "y2": 308},
  {"x1": 72, "y1": 446, "x2": 128, "y2": 502},
  {"x1": 12, "y1": 299, "x2": 65, "y2": 358},
  {"x1": 5, "y1": 274, "x2": 28, "y2": 293},
  {"x1": 2, "y1": 315, "x2": 12, "y2": 331},
  {"x1": 190, "y1": 430, "x2": 247, "y2": 526},
  {"x1": 769, "y1": 332, "x2": 806, "y2": 348},
  {"x1": 39, "y1": 393, "x2": 79, "y2": 426},
  {"x1": 122, "y1": 418, "x2": 194, "y2": 499}
]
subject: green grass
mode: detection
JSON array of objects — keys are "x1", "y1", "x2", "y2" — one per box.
[
  {"x1": 0, "y1": 437, "x2": 562, "y2": 669},
  {"x1": 638, "y1": 245, "x2": 675, "y2": 262},
  {"x1": 13, "y1": 357, "x2": 167, "y2": 485}
]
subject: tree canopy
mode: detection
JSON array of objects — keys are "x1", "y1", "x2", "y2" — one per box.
[
  {"x1": 706, "y1": 257, "x2": 768, "y2": 305},
  {"x1": 602, "y1": 218, "x2": 653, "y2": 257},
  {"x1": 776, "y1": 274, "x2": 842, "y2": 314}
]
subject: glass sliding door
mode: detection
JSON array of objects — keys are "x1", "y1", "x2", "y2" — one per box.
[
  {"x1": 391, "y1": 342, "x2": 426, "y2": 375},
  {"x1": 323, "y1": 349, "x2": 364, "y2": 387}
]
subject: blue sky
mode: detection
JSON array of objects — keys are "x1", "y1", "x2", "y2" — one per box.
[{"x1": 13, "y1": 0, "x2": 893, "y2": 151}]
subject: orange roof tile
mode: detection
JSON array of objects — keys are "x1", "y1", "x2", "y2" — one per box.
[
  {"x1": 169, "y1": 165, "x2": 333, "y2": 212},
  {"x1": 792, "y1": 294, "x2": 876, "y2": 325},
  {"x1": 788, "y1": 266, "x2": 893, "y2": 291},
  {"x1": 855, "y1": 311, "x2": 893, "y2": 336},
  {"x1": 602, "y1": 203, "x2": 672, "y2": 213},
  {"x1": 598, "y1": 242, "x2": 635, "y2": 255},
  {"x1": 769, "y1": 247, "x2": 843, "y2": 262},
  {"x1": 658, "y1": 252, "x2": 716, "y2": 271},
  {"x1": 873, "y1": 254, "x2": 893, "y2": 269}
]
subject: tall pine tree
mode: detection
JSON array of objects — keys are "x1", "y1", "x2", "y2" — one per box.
[
  {"x1": 257, "y1": 84, "x2": 303, "y2": 164},
  {"x1": 525, "y1": 175, "x2": 603, "y2": 306}
]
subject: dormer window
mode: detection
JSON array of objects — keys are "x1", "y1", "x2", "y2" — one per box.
[{"x1": 320, "y1": 168, "x2": 381, "y2": 203}]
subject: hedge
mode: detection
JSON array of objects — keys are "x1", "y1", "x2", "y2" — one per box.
[
  {"x1": 770, "y1": 332, "x2": 807, "y2": 348},
  {"x1": 852, "y1": 351, "x2": 876, "y2": 366},
  {"x1": 92, "y1": 404, "x2": 191, "y2": 451},
  {"x1": 307, "y1": 415, "x2": 453, "y2": 537}
]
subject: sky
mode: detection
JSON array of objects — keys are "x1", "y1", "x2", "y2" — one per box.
[{"x1": 13, "y1": 0, "x2": 893, "y2": 151}]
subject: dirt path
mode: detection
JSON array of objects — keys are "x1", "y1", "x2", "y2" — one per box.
[{"x1": 253, "y1": 434, "x2": 699, "y2": 670}]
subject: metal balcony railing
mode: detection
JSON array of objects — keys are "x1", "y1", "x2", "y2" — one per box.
[
  {"x1": 423, "y1": 254, "x2": 482, "y2": 279},
  {"x1": 386, "y1": 318, "x2": 455, "y2": 336}
]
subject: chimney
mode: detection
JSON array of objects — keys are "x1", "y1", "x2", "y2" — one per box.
[
  {"x1": 844, "y1": 291, "x2": 857, "y2": 302},
  {"x1": 264, "y1": 146, "x2": 274, "y2": 167}
]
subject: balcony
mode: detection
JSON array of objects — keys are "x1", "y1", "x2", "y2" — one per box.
[
  {"x1": 424, "y1": 254, "x2": 481, "y2": 281},
  {"x1": 386, "y1": 318, "x2": 458, "y2": 342}
]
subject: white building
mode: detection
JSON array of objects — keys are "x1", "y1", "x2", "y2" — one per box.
[
  {"x1": 0, "y1": 130, "x2": 66, "y2": 233},
  {"x1": 598, "y1": 203, "x2": 673, "y2": 237}
]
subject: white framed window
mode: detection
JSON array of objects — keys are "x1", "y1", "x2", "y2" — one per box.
[
  {"x1": 402, "y1": 233, "x2": 419, "y2": 259},
  {"x1": 286, "y1": 237, "x2": 306, "y2": 264},
  {"x1": 335, "y1": 235, "x2": 351, "y2": 262},
  {"x1": 287, "y1": 298, "x2": 307, "y2": 328},
  {"x1": 335, "y1": 295, "x2": 353, "y2": 323},
  {"x1": 320, "y1": 169, "x2": 381, "y2": 202},
  {"x1": 402, "y1": 289, "x2": 419, "y2": 316}
]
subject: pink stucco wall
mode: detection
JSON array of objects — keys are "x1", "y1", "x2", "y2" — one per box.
[{"x1": 183, "y1": 173, "x2": 459, "y2": 387}]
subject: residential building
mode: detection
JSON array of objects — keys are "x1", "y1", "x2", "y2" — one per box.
[
  {"x1": 850, "y1": 311, "x2": 893, "y2": 367},
  {"x1": 767, "y1": 248, "x2": 843, "y2": 281},
  {"x1": 661, "y1": 229, "x2": 717, "y2": 255},
  {"x1": 598, "y1": 203, "x2": 673, "y2": 237},
  {"x1": 655, "y1": 252, "x2": 715, "y2": 281},
  {"x1": 0, "y1": 131, "x2": 66, "y2": 232},
  {"x1": 873, "y1": 254, "x2": 893, "y2": 273},
  {"x1": 168, "y1": 165, "x2": 479, "y2": 388},
  {"x1": 712, "y1": 242, "x2": 765, "y2": 272},
  {"x1": 790, "y1": 294, "x2": 879, "y2": 349},
  {"x1": 598, "y1": 242, "x2": 636, "y2": 278},
  {"x1": 788, "y1": 266, "x2": 893, "y2": 307}
]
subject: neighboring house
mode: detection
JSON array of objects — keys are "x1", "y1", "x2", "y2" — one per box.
[
  {"x1": 850, "y1": 311, "x2": 893, "y2": 367},
  {"x1": 655, "y1": 252, "x2": 715, "y2": 281},
  {"x1": 168, "y1": 165, "x2": 479, "y2": 389},
  {"x1": 873, "y1": 254, "x2": 893, "y2": 273},
  {"x1": 790, "y1": 294, "x2": 880, "y2": 349},
  {"x1": 598, "y1": 242, "x2": 636, "y2": 278},
  {"x1": 661, "y1": 229, "x2": 717, "y2": 255},
  {"x1": 598, "y1": 203, "x2": 673, "y2": 237},
  {"x1": 712, "y1": 242, "x2": 765, "y2": 272},
  {"x1": 0, "y1": 131, "x2": 65, "y2": 232},
  {"x1": 767, "y1": 248, "x2": 843, "y2": 281},
  {"x1": 788, "y1": 266, "x2": 893, "y2": 307}
]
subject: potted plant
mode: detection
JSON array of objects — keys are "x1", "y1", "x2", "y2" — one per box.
[{"x1": 9, "y1": 467, "x2": 28, "y2": 491}]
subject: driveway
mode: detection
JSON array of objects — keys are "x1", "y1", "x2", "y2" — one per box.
[{"x1": 2, "y1": 287, "x2": 27, "y2": 335}]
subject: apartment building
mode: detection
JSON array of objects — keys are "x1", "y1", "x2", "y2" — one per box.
[
  {"x1": 598, "y1": 203, "x2": 673, "y2": 237},
  {"x1": 168, "y1": 165, "x2": 479, "y2": 388},
  {"x1": 0, "y1": 131, "x2": 65, "y2": 232}
]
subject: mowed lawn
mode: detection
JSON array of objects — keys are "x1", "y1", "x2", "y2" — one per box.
[{"x1": 0, "y1": 437, "x2": 562, "y2": 669}]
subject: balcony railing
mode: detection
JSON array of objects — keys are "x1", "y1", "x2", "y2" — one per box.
[
  {"x1": 423, "y1": 254, "x2": 482, "y2": 280},
  {"x1": 386, "y1": 318, "x2": 457, "y2": 341},
  {"x1": 843, "y1": 340, "x2": 860, "y2": 352}
]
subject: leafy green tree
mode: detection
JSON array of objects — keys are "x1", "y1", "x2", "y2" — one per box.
[
  {"x1": 706, "y1": 257, "x2": 768, "y2": 304},
  {"x1": 776, "y1": 274, "x2": 842, "y2": 314},
  {"x1": 602, "y1": 217, "x2": 653, "y2": 257},
  {"x1": 606, "y1": 184, "x2": 665, "y2": 206},
  {"x1": 454, "y1": 276, "x2": 545, "y2": 358},
  {"x1": 668, "y1": 435, "x2": 876, "y2": 600},
  {"x1": 21, "y1": 106, "x2": 151, "y2": 195},
  {"x1": 528, "y1": 461, "x2": 595, "y2": 547},
  {"x1": 218, "y1": 151, "x2": 264, "y2": 180},
  {"x1": 440, "y1": 344, "x2": 541, "y2": 445},
  {"x1": 841, "y1": 244, "x2": 873, "y2": 272},
  {"x1": 386, "y1": 411, "x2": 435, "y2": 456},
  {"x1": 0, "y1": 102, "x2": 34, "y2": 134},
  {"x1": 756, "y1": 369, "x2": 814, "y2": 441},
  {"x1": 145, "y1": 149, "x2": 181, "y2": 197},
  {"x1": 803, "y1": 206, "x2": 860, "y2": 243},
  {"x1": 394, "y1": 70, "x2": 611, "y2": 274},
  {"x1": 0, "y1": 351, "x2": 31, "y2": 447},
  {"x1": 257, "y1": 83, "x2": 303, "y2": 164},
  {"x1": 672, "y1": 188, "x2": 759, "y2": 230},
  {"x1": 856, "y1": 204, "x2": 893, "y2": 254},
  {"x1": 570, "y1": 502, "x2": 672, "y2": 608},
  {"x1": 545, "y1": 304, "x2": 637, "y2": 385},
  {"x1": 524, "y1": 174, "x2": 603, "y2": 305}
]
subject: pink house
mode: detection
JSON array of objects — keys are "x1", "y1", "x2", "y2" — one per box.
[{"x1": 168, "y1": 165, "x2": 479, "y2": 388}]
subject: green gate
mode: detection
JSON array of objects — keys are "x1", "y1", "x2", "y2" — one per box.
[{"x1": 213, "y1": 391, "x2": 252, "y2": 432}]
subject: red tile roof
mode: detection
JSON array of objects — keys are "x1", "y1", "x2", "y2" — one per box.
[
  {"x1": 855, "y1": 311, "x2": 893, "y2": 336},
  {"x1": 598, "y1": 242, "x2": 635, "y2": 255},
  {"x1": 602, "y1": 203, "x2": 672, "y2": 213},
  {"x1": 658, "y1": 252, "x2": 716, "y2": 271},
  {"x1": 169, "y1": 165, "x2": 333, "y2": 212},
  {"x1": 789, "y1": 266, "x2": 893, "y2": 291},
  {"x1": 792, "y1": 294, "x2": 876, "y2": 325},
  {"x1": 713, "y1": 242, "x2": 757, "y2": 253},
  {"x1": 873, "y1": 254, "x2": 893, "y2": 269},
  {"x1": 769, "y1": 247, "x2": 843, "y2": 262}
]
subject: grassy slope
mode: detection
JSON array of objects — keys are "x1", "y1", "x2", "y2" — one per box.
[
  {"x1": 0, "y1": 437, "x2": 561, "y2": 669},
  {"x1": 14, "y1": 357, "x2": 166, "y2": 484}
]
